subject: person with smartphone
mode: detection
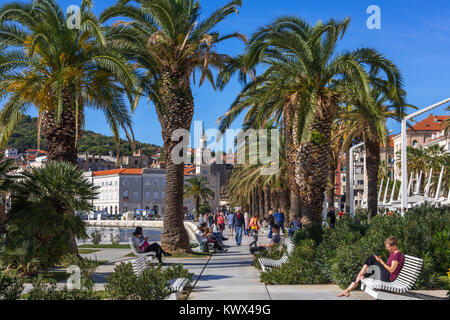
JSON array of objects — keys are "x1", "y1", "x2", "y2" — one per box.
[
  {"x1": 132, "y1": 227, "x2": 171, "y2": 263},
  {"x1": 338, "y1": 236, "x2": 404, "y2": 297}
]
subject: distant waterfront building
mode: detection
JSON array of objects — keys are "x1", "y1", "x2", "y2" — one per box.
[
  {"x1": 78, "y1": 153, "x2": 117, "y2": 172},
  {"x1": 392, "y1": 114, "x2": 449, "y2": 178},
  {"x1": 4, "y1": 148, "x2": 18, "y2": 158}
]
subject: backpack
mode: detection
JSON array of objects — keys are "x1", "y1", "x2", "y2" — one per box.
[{"x1": 268, "y1": 215, "x2": 275, "y2": 225}]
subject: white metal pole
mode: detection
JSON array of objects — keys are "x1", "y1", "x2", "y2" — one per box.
[
  {"x1": 349, "y1": 142, "x2": 364, "y2": 217},
  {"x1": 424, "y1": 168, "x2": 433, "y2": 198},
  {"x1": 435, "y1": 166, "x2": 445, "y2": 200},
  {"x1": 401, "y1": 98, "x2": 450, "y2": 211},
  {"x1": 383, "y1": 177, "x2": 390, "y2": 203},
  {"x1": 389, "y1": 179, "x2": 396, "y2": 203},
  {"x1": 378, "y1": 178, "x2": 384, "y2": 202},
  {"x1": 407, "y1": 172, "x2": 413, "y2": 197}
]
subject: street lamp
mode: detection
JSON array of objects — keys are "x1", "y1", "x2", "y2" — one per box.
[
  {"x1": 349, "y1": 142, "x2": 365, "y2": 217},
  {"x1": 401, "y1": 98, "x2": 450, "y2": 213}
]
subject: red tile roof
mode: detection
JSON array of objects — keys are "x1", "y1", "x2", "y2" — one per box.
[
  {"x1": 93, "y1": 168, "x2": 143, "y2": 176},
  {"x1": 25, "y1": 149, "x2": 47, "y2": 154},
  {"x1": 407, "y1": 115, "x2": 448, "y2": 131},
  {"x1": 184, "y1": 165, "x2": 195, "y2": 176}
]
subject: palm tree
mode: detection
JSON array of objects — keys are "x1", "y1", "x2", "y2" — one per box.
[
  {"x1": 4, "y1": 161, "x2": 99, "y2": 270},
  {"x1": 0, "y1": 0, "x2": 138, "y2": 162},
  {"x1": 219, "y1": 16, "x2": 402, "y2": 224},
  {"x1": 0, "y1": 154, "x2": 17, "y2": 234},
  {"x1": 341, "y1": 81, "x2": 406, "y2": 219},
  {"x1": 101, "y1": 0, "x2": 244, "y2": 252},
  {"x1": 183, "y1": 177, "x2": 214, "y2": 221}
]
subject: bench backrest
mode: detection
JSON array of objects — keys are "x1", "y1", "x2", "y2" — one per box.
[
  {"x1": 129, "y1": 237, "x2": 140, "y2": 255},
  {"x1": 286, "y1": 240, "x2": 295, "y2": 255},
  {"x1": 392, "y1": 254, "x2": 423, "y2": 289},
  {"x1": 132, "y1": 257, "x2": 147, "y2": 276}
]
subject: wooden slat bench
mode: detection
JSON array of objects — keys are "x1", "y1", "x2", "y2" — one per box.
[
  {"x1": 258, "y1": 239, "x2": 295, "y2": 272},
  {"x1": 360, "y1": 254, "x2": 423, "y2": 300}
]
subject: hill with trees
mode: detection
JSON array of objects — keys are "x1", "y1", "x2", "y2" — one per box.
[{"x1": 6, "y1": 115, "x2": 161, "y2": 157}]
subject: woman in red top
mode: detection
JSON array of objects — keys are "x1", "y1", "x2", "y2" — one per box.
[{"x1": 338, "y1": 236, "x2": 404, "y2": 297}]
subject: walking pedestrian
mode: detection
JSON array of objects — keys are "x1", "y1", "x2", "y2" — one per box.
[
  {"x1": 233, "y1": 208, "x2": 245, "y2": 246},
  {"x1": 244, "y1": 211, "x2": 250, "y2": 236}
]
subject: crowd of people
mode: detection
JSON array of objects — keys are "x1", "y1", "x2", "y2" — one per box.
[{"x1": 133, "y1": 207, "x2": 405, "y2": 296}]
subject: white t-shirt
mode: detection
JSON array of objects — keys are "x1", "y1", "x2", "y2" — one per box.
[{"x1": 195, "y1": 229, "x2": 207, "y2": 242}]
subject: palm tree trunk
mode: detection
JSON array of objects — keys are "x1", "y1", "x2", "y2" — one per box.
[
  {"x1": 253, "y1": 190, "x2": 259, "y2": 218},
  {"x1": 329, "y1": 161, "x2": 337, "y2": 209},
  {"x1": 280, "y1": 188, "x2": 290, "y2": 219},
  {"x1": 264, "y1": 185, "x2": 271, "y2": 214},
  {"x1": 195, "y1": 197, "x2": 200, "y2": 221},
  {"x1": 259, "y1": 188, "x2": 264, "y2": 218},
  {"x1": 295, "y1": 113, "x2": 332, "y2": 225},
  {"x1": 284, "y1": 106, "x2": 301, "y2": 221},
  {"x1": 366, "y1": 136, "x2": 380, "y2": 220},
  {"x1": 41, "y1": 88, "x2": 82, "y2": 255},
  {"x1": 157, "y1": 70, "x2": 193, "y2": 253}
]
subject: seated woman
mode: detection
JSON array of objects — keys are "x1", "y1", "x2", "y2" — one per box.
[
  {"x1": 198, "y1": 223, "x2": 228, "y2": 253},
  {"x1": 338, "y1": 236, "x2": 404, "y2": 297},
  {"x1": 132, "y1": 227, "x2": 171, "y2": 263}
]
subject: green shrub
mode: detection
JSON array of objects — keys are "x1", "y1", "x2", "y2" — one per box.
[
  {"x1": 165, "y1": 264, "x2": 193, "y2": 287},
  {"x1": 59, "y1": 254, "x2": 100, "y2": 280},
  {"x1": 110, "y1": 233, "x2": 120, "y2": 245},
  {"x1": 260, "y1": 240, "x2": 327, "y2": 285},
  {"x1": 26, "y1": 276, "x2": 99, "y2": 300},
  {"x1": 105, "y1": 262, "x2": 175, "y2": 300},
  {"x1": 90, "y1": 230, "x2": 103, "y2": 245},
  {"x1": 292, "y1": 222, "x2": 323, "y2": 246},
  {"x1": 0, "y1": 270, "x2": 24, "y2": 300}
]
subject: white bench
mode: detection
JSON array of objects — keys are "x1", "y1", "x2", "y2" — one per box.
[
  {"x1": 129, "y1": 237, "x2": 157, "y2": 262},
  {"x1": 360, "y1": 254, "x2": 423, "y2": 300},
  {"x1": 131, "y1": 257, "x2": 189, "y2": 300},
  {"x1": 258, "y1": 239, "x2": 295, "y2": 272}
]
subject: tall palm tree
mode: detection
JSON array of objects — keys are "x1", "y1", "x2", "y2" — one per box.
[
  {"x1": 0, "y1": 0, "x2": 138, "y2": 253},
  {"x1": 183, "y1": 177, "x2": 214, "y2": 221},
  {"x1": 0, "y1": 0, "x2": 138, "y2": 162},
  {"x1": 341, "y1": 81, "x2": 406, "y2": 219},
  {"x1": 101, "y1": 0, "x2": 244, "y2": 252},
  {"x1": 219, "y1": 16, "x2": 402, "y2": 224}
]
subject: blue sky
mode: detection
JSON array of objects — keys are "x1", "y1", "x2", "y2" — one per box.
[{"x1": 20, "y1": 0, "x2": 450, "y2": 147}]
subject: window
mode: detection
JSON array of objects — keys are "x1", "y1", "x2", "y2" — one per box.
[
  {"x1": 145, "y1": 179, "x2": 151, "y2": 186},
  {"x1": 357, "y1": 180, "x2": 364, "y2": 185},
  {"x1": 154, "y1": 192, "x2": 159, "y2": 200},
  {"x1": 145, "y1": 192, "x2": 150, "y2": 200},
  {"x1": 360, "y1": 157, "x2": 364, "y2": 163},
  {"x1": 154, "y1": 179, "x2": 159, "y2": 187},
  {"x1": 162, "y1": 192, "x2": 165, "y2": 200},
  {"x1": 342, "y1": 177, "x2": 346, "y2": 182},
  {"x1": 412, "y1": 140, "x2": 418, "y2": 147},
  {"x1": 134, "y1": 179, "x2": 138, "y2": 185},
  {"x1": 133, "y1": 192, "x2": 138, "y2": 200},
  {"x1": 123, "y1": 191, "x2": 129, "y2": 198},
  {"x1": 123, "y1": 179, "x2": 129, "y2": 186}
]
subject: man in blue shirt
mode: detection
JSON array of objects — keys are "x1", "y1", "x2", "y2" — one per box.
[
  {"x1": 273, "y1": 209, "x2": 285, "y2": 234},
  {"x1": 233, "y1": 208, "x2": 245, "y2": 246}
]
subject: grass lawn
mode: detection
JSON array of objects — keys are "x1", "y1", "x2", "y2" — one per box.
[
  {"x1": 125, "y1": 251, "x2": 212, "y2": 259},
  {"x1": 78, "y1": 248, "x2": 101, "y2": 254},
  {"x1": 78, "y1": 244, "x2": 130, "y2": 249}
]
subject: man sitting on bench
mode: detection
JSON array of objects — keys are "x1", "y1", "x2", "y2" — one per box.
[
  {"x1": 338, "y1": 236, "x2": 404, "y2": 297},
  {"x1": 250, "y1": 224, "x2": 281, "y2": 254}
]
